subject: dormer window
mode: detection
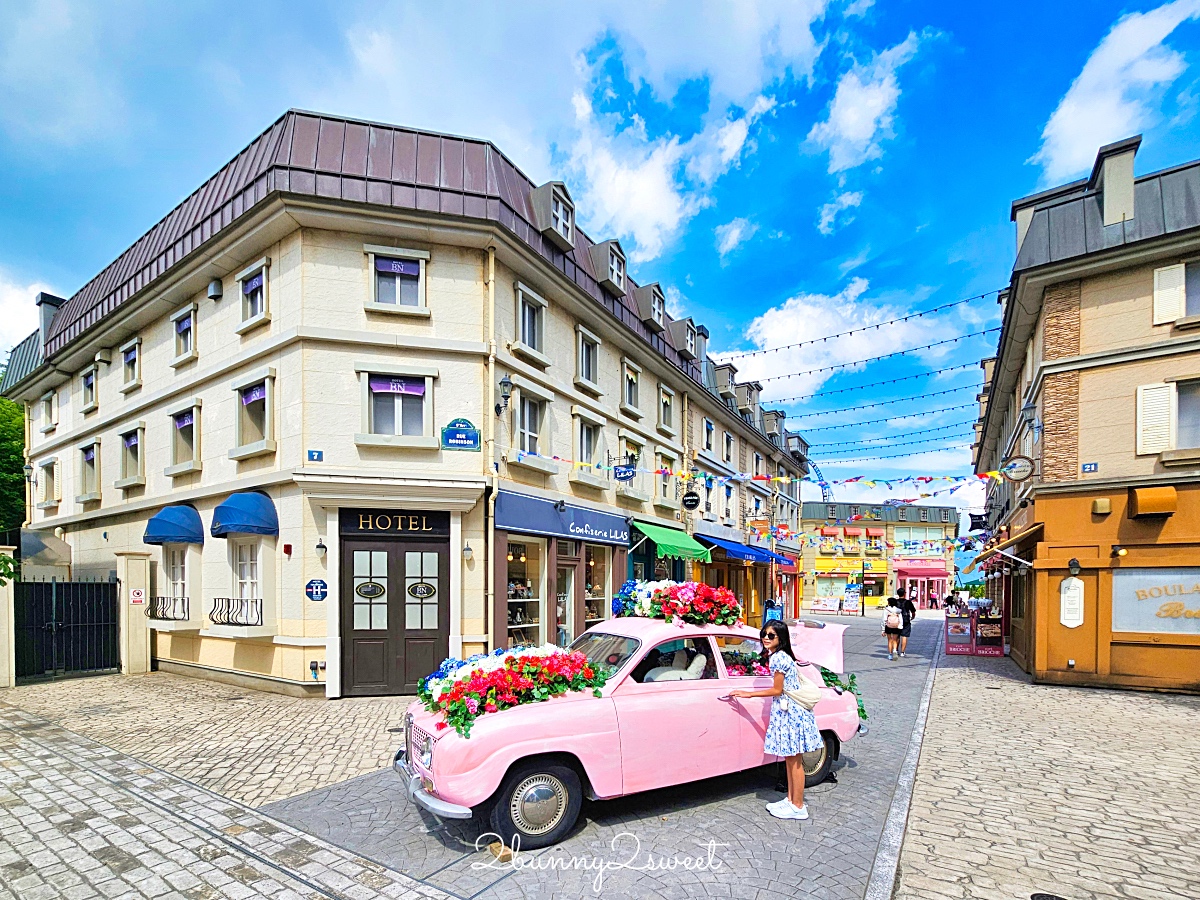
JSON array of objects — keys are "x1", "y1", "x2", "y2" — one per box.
[
  {"x1": 651, "y1": 292, "x2": 664, "y2": 325},
  {"x1": 608, "y1": 251, "x2": 624, "y2": 290},
  {"x1": 551, "y1": 193, "x2": 573, "y2": 243},
  {"x1": 685, "y1": 324, "x2": 696, "y2": 356}
]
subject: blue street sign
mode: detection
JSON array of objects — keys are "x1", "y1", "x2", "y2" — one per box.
[
  {"x1": 441, "y1": 418, "x2": 481, "y2": 451},
  {"x1": 1082, "y1": 462, "x2": 1099, "y2": 473},
  {"x1": 307, "y1": 450, "x2": 324, "y2": 462},
  {"x1": 305, "y1": 579, "x2": 328, "y2": 602}
]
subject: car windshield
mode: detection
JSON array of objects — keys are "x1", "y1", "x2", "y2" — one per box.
[{"x1": 570, "y1": 632, "x2": 641, "y2": 675}]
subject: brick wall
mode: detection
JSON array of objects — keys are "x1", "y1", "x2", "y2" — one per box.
[
  {"x1": 1042, "y1": 280, "x2": 1081, "y2": 361},
  {"x1": 1041, "y1": 370, "x2": 1079, "y2": 482}
]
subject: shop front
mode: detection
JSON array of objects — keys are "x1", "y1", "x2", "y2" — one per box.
[
  {"x1": 694, "y1": 535, "x2": 789, "y2": 626},
  {"x1": 493, "y1": 491, "x2": 631, "y2": 649},
  {"x1": 895, "y1": 559, "x2": 950, "y2": 609}
]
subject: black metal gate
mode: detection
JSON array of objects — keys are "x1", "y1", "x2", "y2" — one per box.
[{"x1": 14, "y1": 580, "x2": 120, "y2": 683}]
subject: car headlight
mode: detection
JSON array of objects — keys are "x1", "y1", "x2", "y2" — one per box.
[{"x1": 419, "y1": 733, "x2": 434, "y2": 769}]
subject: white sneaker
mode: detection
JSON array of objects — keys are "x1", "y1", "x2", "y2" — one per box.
[
  {"x1": 766, "y1": 798, "x2": 791, "y2": 812},
  {"x1": 770, "y1": 801, "x2": 810, "y2": 820},
  {"x1": 900, "y1": 652, "x2": 906, "y2": 657}
]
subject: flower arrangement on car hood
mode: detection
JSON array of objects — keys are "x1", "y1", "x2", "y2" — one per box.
[
  {"x1": 417, "y1": 645, "x2": 611, "y2": 738},
  {"x1": 612, "y1": 579, "x2": 742, "y2": 626}
]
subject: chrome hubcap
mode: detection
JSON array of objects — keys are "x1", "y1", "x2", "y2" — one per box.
[
  {"x1": 802, "y1": 742, "x2": 827, "y2": 777},
  {"x1": 510, "y1": 774, "x2": 567, "y2": 835}
]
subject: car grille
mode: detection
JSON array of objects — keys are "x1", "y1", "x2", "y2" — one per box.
[{"x1": 411, "y1": 724, "x2": 433, "y2": 767}]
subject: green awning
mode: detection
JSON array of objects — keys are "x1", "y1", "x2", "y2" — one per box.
[{"x1": 632, "y1": 521, "x2": 711, "y2": 562}]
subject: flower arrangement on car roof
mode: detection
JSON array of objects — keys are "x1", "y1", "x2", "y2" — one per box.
[
  {"x1": 417, "y1": 645, "x2": 611, "y2": 738},
  {"x1": 611, "y1": 579, "x2": 743, "y2": 626}
]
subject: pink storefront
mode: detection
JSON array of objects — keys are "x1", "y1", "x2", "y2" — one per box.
[{"x1": 895, "y1": 560, "x2": 950, "y2": 609}]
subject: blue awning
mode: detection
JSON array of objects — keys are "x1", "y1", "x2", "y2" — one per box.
[
  {"x1": 143, "y1": 505, "x2": 205, "y2": 545},
  {"x1": 494, "y1": 490, "x2": 630, "y2": 545},
  {"x1": 211, "y1": 492, "x2": 279, "y2": 537},
  {"x1": 700, "y1": 535, "x2": 790, "y2": 565}
]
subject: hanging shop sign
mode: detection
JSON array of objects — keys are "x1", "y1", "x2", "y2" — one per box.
[
  {"x1": 494, "y1": 490, "x2": 630, "y2": 545},
  {"x1": 1112, "y1": 568, "x2": 1200, "y2": 635},
  {"x1": 440, "y1": 418, "x2": 481, "y2": 451},
  {"x1": 681, "y1": 490, "x2": 701, "y2": 511},
  {"x1": 341, "y1": 509, "x2": 451, "y2": 537},
  {"x1": 1001, "y1": 455, "x2": 1035, "y2": 483},
  {"x1": 613, "y1": 465, "x2": 636, "y2": 482},
  {"x1": 1059, "y1": 576, "x2": 1084, "y2": 629}
]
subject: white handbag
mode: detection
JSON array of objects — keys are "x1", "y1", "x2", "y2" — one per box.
[{"x1": 780, "y1": 676, "x2": 821, "y2": 711}]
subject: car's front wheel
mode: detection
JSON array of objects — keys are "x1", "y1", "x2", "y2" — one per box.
[
  {"x1": 488, "y1": 760, "x2": 582, "y2": 850},
  {"x1": 801, "y1": 732, "x2": 836, "y2": 787}
]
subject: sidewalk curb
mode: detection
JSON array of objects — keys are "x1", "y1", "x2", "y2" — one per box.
[{"x1": 863, "y1": 627, "x2": 944, "y2": 900}]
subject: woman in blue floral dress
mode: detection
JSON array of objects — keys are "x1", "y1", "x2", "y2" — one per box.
[{"x1": 729, "y1": 621, "x2": 824, "y2": 820}]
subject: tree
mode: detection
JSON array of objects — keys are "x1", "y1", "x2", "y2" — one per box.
[{"x1": 0, "y1": 395, "x2": 25, "y2": 532}]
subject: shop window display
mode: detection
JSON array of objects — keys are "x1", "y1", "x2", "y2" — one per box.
[
  {"x1": 584, "y1": 544, "x2": 610, "y2": 627},
  {"x1": 507, "y1": 540, "x2": 545, "y2": 646}
]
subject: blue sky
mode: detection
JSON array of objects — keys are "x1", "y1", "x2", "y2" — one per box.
[{"x1": 4, "y1": 0, "x2": 1200, "y2": 516}]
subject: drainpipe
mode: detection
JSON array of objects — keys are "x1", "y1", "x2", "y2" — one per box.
[
  {"x1": 484, "y1": 246, "x2": 498, "y2": 652},
  {"x1": 22, "y1": 400, "x2": 32, "y2": 529}
]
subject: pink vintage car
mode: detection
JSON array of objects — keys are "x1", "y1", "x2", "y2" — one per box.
[{"x1": 394, "y1": 617, "x2": 867, "y2": 848}]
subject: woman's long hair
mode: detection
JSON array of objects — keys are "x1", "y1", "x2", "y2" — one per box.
[{"x1": 760, "y1": 620, "x2": 795, "y2": 662}]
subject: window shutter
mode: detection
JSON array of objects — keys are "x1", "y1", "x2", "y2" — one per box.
[
  {"x1": 1153, "y1": 264, "x2": 1186, "y2": 325},
  {"x1": 1136, "y1": 383, "x2": 1175, "y2": 455}
]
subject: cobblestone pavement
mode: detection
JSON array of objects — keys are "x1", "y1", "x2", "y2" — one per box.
[
  {"x1": 1, "y1": 672, "x2": 412, "y2": 807},
  {"x1": 0, "y1": 704, "x2": 450, "y2": 900},
  {"x1": 265, "y1": 615, "x2": 937, "y2": 900},
  {"x1": 896, "y1": 652, "x2": 1200, "y2": 900}
]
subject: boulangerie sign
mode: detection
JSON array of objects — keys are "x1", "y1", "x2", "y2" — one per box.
[
  {"x1": 241, "y1": 383, "x2": 266, "y2": 404},
  {"x1": 368, "y1": 376, "x2": 425, "y2": 395},
  {"x1": 375, "y1": 257, "x2": 420, "y2": 276},
  {"x1": 1112, "y1": 568, "x2": 1200, "y2": 635}
]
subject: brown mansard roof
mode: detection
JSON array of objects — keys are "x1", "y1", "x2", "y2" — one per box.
[{"x1": 44, "y1": 109, "x2": 696, "y2": 379}]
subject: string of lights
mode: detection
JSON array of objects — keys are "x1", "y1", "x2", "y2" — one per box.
[
  {"x1": 784, "y1": 384, "x2": 982, "y2": 418},
  {"x1": 758, "y1": 329, "x2": 1000, "y2": 384},
  {"x1": 723, "y1": 289, "x2": 1002, "y2": 359},
  {"x1": 766, "y1": 363, "x2": 982, "y2": 403},
  {"x1": 809, "y1": 420, "x2": 976, "y2": 449},
  {"x1": 800, "y1": 403, "x2": 977, "y2": 432},
  {"x1": 813, "y1": 442, "x2": 974, "y2": 463}
]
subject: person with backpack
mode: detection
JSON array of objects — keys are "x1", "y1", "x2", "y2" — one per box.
[
  {"x1": 882, "y1": 591, "x2": 905, "y2": 660},
  {"x1": 897, "y1": 591, "x2": 918, "y2": 657}
]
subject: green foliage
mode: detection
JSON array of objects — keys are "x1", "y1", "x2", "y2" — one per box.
[
  {"x1": 0, "y1": 553, "x2": 15, "y2": 587},
  {"x1": 968, "y1": 583, "x2": 987, "y2": 599},
  {"x1": 819, "y1": 666, "x2": 868, "y2": 721},
  {"x1": 0, "y1": 396, "x2": 25, "y2": 532}
]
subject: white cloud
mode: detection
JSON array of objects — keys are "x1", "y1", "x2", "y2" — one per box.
[
  {"x1": 1029, "y1": 0, "x2": 1200, "y2": 183},
  {"x1": 0, "y1": 0, "x2": 128, "y2": 145},
  {"x1": 664, "y1": 285, "x2": 687, "y2": 318},
  {"x1": 807, "y1": 31, "x2": 921, "y2": 173},
  {"x1": 0, "y1": 270, "x2": 50, "y2": 357},
  {"x1": 844, "y1": 0, "x2": 875, "y2": 17},
  {"x1": 715, "y1": 217, "x2": 760, "y2": 259},
  {"x1": 837, "y1": 245, "x2": 872, "y2": 275},
  {"x1": 817, "y1": 190, "x2": 863, "y2": 235}
]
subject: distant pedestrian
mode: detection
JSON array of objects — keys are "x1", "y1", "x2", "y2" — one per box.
[
  {"x1": 882, "y1": 594, "x2": 904, "y2": 660},
  {"x1": 897, "y1": 591, "x2": 917, "y2": 657}
]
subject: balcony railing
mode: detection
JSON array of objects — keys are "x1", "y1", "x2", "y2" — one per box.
[
  {"x1": 145, "y1": 596, "x2": 190, "y2": 621},
  {"x1": 210, "y1": 597, "x2": 263, "y2": 627}
]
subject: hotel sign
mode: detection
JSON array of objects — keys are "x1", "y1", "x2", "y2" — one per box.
[
  {"x1": 1112, "y1": 568, "x2": 1200, "y2": 634},
  {"x1": 341, "y1": 509, "x2": 451, "y2": 537}
]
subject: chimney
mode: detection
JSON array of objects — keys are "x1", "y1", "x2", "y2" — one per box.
[
  {"x1": 35, "y1": 292, "x2": 67, "y2": 352},
  {"x1": 695, "y1": 324, "x2": 709, "y2": 363},
  {"x1": 1089, "y1": 135, "x2": 1141, "y2": 227}
]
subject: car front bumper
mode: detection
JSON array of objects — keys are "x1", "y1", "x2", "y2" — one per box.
[
  {"x1": 857, "y1": 721, "x2": 869, "y2": 736},
  {"x1": 393, "y1": 748, "x2": 473, "y2": 820}
]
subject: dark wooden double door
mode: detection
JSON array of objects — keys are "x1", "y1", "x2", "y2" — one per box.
[{"x1": 341, "y1": 539, "x2": 449, "y2": 696}]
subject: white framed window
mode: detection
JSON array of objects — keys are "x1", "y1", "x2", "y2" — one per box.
[
  {"x1": 229, "y1": 367, "x2": 276, "y2": 460},
  {"x1": 704, "y1": 418, "x2": 714, "y2": 452},
  {"x1": 513, "y1": 282, "x2": 550, "y2": 367},
  {"x1": 724, "y1": 432, "x2": 733, "y2": 462},
  {"x1": 608, "y1": 249, "x2": 625, "y2": 291},
  {"x1": 651, "y1": 291, "x2": 664, "y2": 327},
  {"x1": 551, "y1": 192, "x2": 573, "y2": 243},
  {"x1": 941, "y1": 509, "x2": 951, "y2": 523},
  {"x1": 235, "y1": 257, "x2": 271, "y2": 334},
  {"x1": 754, "y1": 453, "x2": 763, "y2": 477},
  {"x1": 520, "y1": 395, "x2": 543, "y2": 455},
  {"x1": 233, "y1": 539, "x2": 260, "y2": 599},
  {"x1": 575, "y1": 324, "x2": 601, "y2": 395},
  {"x1": 656, "y1": 452, "x2": 676, "y2": 504},
  {"x1": 39, "y1": 391, "x2": 57, "y2": 435},
  {"x1": 579, "y1": 418, "x2": 600, "y2": 464},
  {"x1": 621, "y1": 359, "x2": 641, "y2": 417},
  {"x1": 754, "y1": 497, "x2": 762, "y2": 516},
  {"x1": 115, "y1": 422, "x2": 146, "y2": 490},
  {"x1": 724, "y1": 485, "x2": 733, "y2": 519},
  {"x1": 898, "y1": 507, "x2": 908, "y2": 521},
  {"x1": 165, "y1": 546, "x2": 187, "y2": 599},
  {"x1": 77, "y1": 442, "x2": 100, "y2": 503},
  {"x1": 166, "y1": 399, "x2": 202, "y2": 477},
  {"x1": 569, "y1": 405, "x2": 607, "y2": 488},
  {"x1": 1151, "y1": 263, "x2": 1200, "y2": 325},
  {"x1": 685, "y1": 324, "x2": 696, "y2": 356},
  {"x1": 36, "y1": 458, "x2": 58, "y2": 508},
  {"x1": 1138, "y1": 379, "x2": 1200, "y2": 456},
  {"x1": 80, "y1": 365, "x2": 98, "y2": 414},
  {"x1": 364, "y1": 244, "x2": 429, "y2": 316},
  {"x1": 170, "y1": 304, "x2": 198, "y2": 367},
  {"x1": 919, "y1": 507, "x2": 929, "y2": 522},
  {"x1": 658, "y1": 385, "x2": 675, "y2": 436},
  {"x1": 850, "y1": 505, "x2": 859, "y2": 516},
  {"x1": 354, "y1": 364, "x2": 438, "y2": 449},
  {"x1": 119, "y1": 338, "x2": 142, "y2": 393}
]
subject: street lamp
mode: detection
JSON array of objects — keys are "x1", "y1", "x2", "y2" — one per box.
[{"x1": 495, "y1": 374, "x2": 513, "y2": 415}]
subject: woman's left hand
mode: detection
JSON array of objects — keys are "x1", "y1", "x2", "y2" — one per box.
[{"x1": 727, "y1": 690, "x2": 751, "y2": 699}]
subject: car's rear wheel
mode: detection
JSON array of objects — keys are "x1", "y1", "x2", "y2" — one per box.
[
  {"x1": 802, "y1": 732, "x2": 836, "y2": 787},
  {"x1": 488, "y1": 761, "x2": 582, "y2": 850}
]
